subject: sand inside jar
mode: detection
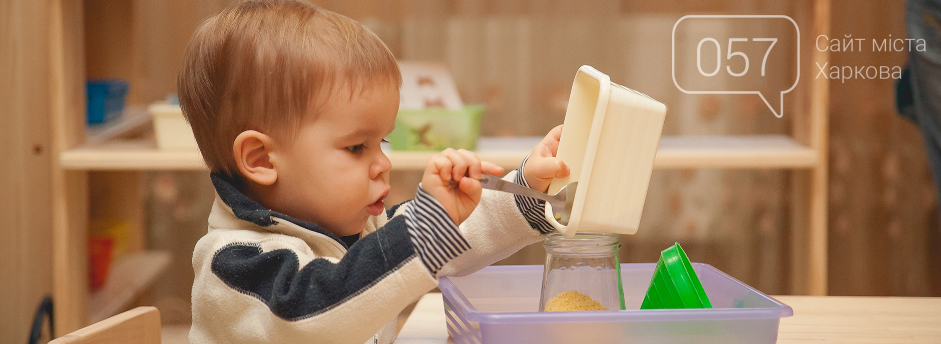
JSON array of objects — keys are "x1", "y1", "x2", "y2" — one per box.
[{"x1": 543, "y1": 290, "x2": 608, "y2": 311}]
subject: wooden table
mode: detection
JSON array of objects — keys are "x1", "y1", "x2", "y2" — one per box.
[{"x1": 395, "y1": 293, "x2": 941, "y2": 343}]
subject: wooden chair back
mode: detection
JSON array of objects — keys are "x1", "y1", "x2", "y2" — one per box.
[{"x1": 49, "y1": 307, "x2": 161, "y2": 344}]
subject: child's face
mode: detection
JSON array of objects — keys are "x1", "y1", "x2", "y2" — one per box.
[{"x1": 271, "y1": 83, "x2": 398, "y2": 237}]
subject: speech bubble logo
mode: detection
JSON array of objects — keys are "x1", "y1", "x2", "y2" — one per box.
[{"x1": 672, "y1": 15, "x2": 799, "y2": 118}]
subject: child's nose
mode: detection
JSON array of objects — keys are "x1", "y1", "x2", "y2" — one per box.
[{"x1": 371, "y1": 151, "x2": 392, "y2": 179}]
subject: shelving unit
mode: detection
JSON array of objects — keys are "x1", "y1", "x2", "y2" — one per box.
[{"x1": 49, "y1": 0, "x2": 831, "y2": 335}]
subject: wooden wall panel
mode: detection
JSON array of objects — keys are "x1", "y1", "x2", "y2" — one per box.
[
  {"x1": 826, "y1": 0, "x2": 940, "y2": 296},
  {"x1": 130, "y1": 0, "x2": 242, "y2": 105},
  {"x1": 0, "y1": 0, "x2": 55, "y2": 341},
  {"x1": 84, "y1": 0, "x2": 133, "y2": 83}
]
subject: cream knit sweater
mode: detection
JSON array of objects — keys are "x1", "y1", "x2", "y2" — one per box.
[{"x1": 190, "y1": 167, "x2": 552, "y2": 344}]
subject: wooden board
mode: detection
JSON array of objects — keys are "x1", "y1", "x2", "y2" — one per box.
[
  {"x1": 776, "y1": 296, "x2": 941, "y2": 343},
  {"x1": 52, "y1": 307, "x2": 161, "y2": 344},
  {"x1": 51, "y1": 0, "x2": 91, "y2": 334},
  {"x1": 60, "y1": 135, "x2": 818, "y2": 171},
  {"x1": 790, "y1": 0, "x2": 830, "y2": 296},
  {"x1": 654, "y1": 135, "x2": 817, "y2": 169},
  {"x1": 0, "y1": 0, "x2": 55, "y2": 340},
  {"x1": 395, "y1": 293, "x2": 941, "y2": 343}
]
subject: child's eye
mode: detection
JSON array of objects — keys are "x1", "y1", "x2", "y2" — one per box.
[{"x1": 346, "y1": 144, "x2": 366, "y2": 154}]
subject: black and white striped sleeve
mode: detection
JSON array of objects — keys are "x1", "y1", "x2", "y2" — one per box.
[
  {"x1": 404, "y1": 186, "x2": 472, "y2": 276},
  {"x1": 513, "y1": 156, "x2": 556, "y2": 234}
]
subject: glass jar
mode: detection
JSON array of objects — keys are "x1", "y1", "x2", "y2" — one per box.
[{"x1": 539, "y1": 232, "x2": 624, "y2": 312}]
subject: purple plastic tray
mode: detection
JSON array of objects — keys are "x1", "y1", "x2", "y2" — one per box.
[{"x1": 439, "y1": 263, "x2": 792, "y2": 344}]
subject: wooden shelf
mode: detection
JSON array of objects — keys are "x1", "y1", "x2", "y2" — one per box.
[
  {"x1": 88, "y1": 250, "x2": 171, "y2": 323},
  {"x1": 60, "y1": 135, "x2": 818, "y2": 171},
  {"x1": 655, "y1": 135, "x2": 818, "y2": 169},
  {"x1": 85, "y1": 105, "x2": 153, "y2": 146},
  {"x1": 61, "y1": 139, "x2": 205, "y2": 170}
]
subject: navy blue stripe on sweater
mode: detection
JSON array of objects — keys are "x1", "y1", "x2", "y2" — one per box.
[
  {"x1": 207, "y1": 173, "x2": 472, "y2": 319},
  {"x1": 210, "y1": 215, "x2": 417, "y2": 321},
  {"x1": 404, "y1": 187, "x2": 471, "y2": 275},
  {"x1": 512, "y1": 157, "x2": 556, "y2": 234},
  {"x1": 209, "y1": 173, "x2": 349, "y2": 248}
]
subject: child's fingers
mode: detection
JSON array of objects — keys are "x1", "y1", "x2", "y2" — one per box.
[
  {"x1": 442, "y1": 148, "x2": 470, "y2": 182},
  {"x1": 530, "y1": 157, "x2": 569, "y2": 179},
  {"x1": 480, "y1": 161, "x2": 504, "y2": 176},
  {"x1": 542, "y1": 125, "x2": 564, "y2": 156},
  {"x1": 456, "y1": 149, "x2": 482, "y2": 180},
  {"x1": 554, "y1": 158, "x2": 571, "y2": 178},
  {"x1": 458, "y1": 174, "x2": 482, "y2": 196},
  {"x1": 428, "y1": 154, "x2": 453, "y2": 182}
]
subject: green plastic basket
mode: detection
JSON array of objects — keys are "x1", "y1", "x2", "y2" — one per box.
[
  {"x1": 388, "y1": 105, "x2": 483, "y2": 151},
  {"x1": 641, "y1": 242, "x2": 713, "y2": 309}
]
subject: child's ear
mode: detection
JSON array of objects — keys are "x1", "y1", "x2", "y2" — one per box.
[{"x1": 233, "y1": 130, "x2": 277, "y2": 186}]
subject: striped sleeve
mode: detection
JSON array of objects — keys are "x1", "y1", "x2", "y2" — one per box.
[
  {"x1": 404, "y1": 186, "x2": 472, "y2": 276},
  {"x1": 513, "y1": 156, "x2": 556, "y2": 234}
]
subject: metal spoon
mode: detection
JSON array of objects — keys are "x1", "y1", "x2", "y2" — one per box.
[{"x1": 471, "y1": 174, "x2": 578, "y2": 225}]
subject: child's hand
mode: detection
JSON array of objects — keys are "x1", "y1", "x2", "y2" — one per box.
[
  {"x1": 524, "y1": 125, "x2": 570, "y2": 193},
  {"x1": 423, "y1": 148, "x2": 505, "y2": 225}
]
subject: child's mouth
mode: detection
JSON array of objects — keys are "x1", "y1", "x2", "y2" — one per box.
[
  {"x1": 367, "y1": 190, "x2": 389, "y2": 216},
  {"x1": 367, "y1": 199, "x2": 384, "y2": 216}
]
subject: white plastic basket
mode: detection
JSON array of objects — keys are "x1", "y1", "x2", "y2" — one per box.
[
  {"x1": 149, "y1": 103, "x2": 197, "y2": 150},
  {"x1": 546, "y1": 66, "x2": 666, "y2": 237}
]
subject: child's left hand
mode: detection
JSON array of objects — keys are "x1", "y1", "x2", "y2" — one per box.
[
  {"x1": 422, "y1": 148, "x2": 505, "y2": 225},
  {"x1": 524, "y1": 125, "x2": 570, "y2": 193}
]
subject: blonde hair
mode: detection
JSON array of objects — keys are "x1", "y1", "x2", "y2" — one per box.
[{"x1": 178, "y1": 0, "x2": 400, "y2": 180}]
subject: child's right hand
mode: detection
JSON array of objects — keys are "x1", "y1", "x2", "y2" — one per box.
[{"x1": 422, "y1": 148, "x2": 505, "y2": 226}]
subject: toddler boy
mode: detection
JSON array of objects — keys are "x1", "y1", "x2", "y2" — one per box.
[{"x1": 179, "y1": 1, "x2": 568, "y2": 343}]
